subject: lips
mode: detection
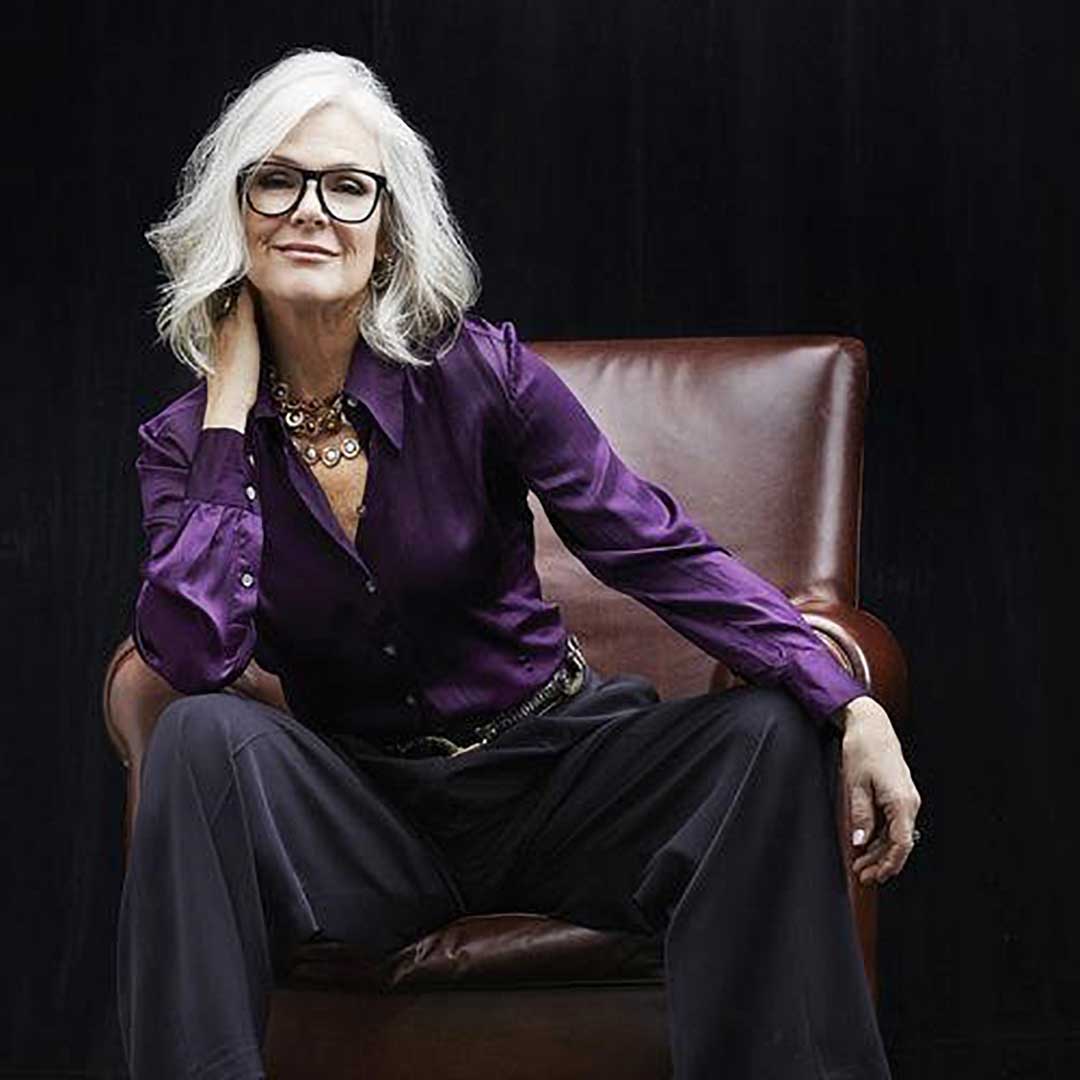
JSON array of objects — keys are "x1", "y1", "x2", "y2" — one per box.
[{"x1": 276, "y1": 244, "x2": 337, "y2": 256}]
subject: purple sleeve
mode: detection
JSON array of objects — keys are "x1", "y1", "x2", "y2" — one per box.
[
  {"x1": 501, "y1": 322, "x2": 869, "y2": 729},
  {"x1": 132, "y1": 419, "x2": 263, "y2": 694}
]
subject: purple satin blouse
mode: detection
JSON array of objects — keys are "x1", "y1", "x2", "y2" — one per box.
[{"x1": 132, "y1": 314, "x2": 868, "y2": 735}]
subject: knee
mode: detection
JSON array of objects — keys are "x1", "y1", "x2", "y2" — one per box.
[
  {"x1": 142, "y1": 692, "x2": 260, "y2": 797},
  {"x1": 722, "y1": 685, "x2": 822, "y2": 769}
]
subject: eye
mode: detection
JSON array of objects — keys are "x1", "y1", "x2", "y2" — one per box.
[
  {"x1": 333, "y1": 175, "x2": 373, "y2": 195},
  {"x1": 255, "y1": 170, "x2": 294, "y2": 188}
]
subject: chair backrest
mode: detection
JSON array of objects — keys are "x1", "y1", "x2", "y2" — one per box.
[
  {"x1": 105, "y1": 335, "x2": 870, "y2": 780},
  {"x1": 526, "y1": 334, "x2": 868, "y2": 700}
]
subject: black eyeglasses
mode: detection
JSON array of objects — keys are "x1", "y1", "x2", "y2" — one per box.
[{"x1": 237, "y1": 162, "x2": 391, "y2": 224}]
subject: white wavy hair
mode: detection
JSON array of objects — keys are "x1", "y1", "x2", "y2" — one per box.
[{"x1": 145, "y1": 47, "x2": 482, "y2": 374}]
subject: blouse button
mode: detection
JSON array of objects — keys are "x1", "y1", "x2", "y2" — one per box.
[
  {"x1": 404, "y1": 692, "x2": 417, "y2": 706},
  {"x1": 240, "y1": 571, "x2": 255, "y2": 588},
  {"x1": 245, "y1": 484, "x2": 257, "y2": 501},
  {"x1": 382, "y1": 642, "x2": 397, "y2": 657},
  {"x1": 246, "y1": 452, "x2": 255, "y2": 466},
  {"x1": 345, "y1": 395, "x2": 358, "y2": 408},
  {"x1": 365, "y1": 579, "x2": 377, "y2": 594}
]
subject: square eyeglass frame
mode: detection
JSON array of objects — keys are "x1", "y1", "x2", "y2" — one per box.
[{"x1": 236, "y1": 162, "x2": 392, "y2": 224}]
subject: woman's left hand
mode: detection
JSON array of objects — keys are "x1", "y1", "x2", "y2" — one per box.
[{"x1": 837, "y1": 695, "x2": 922, "y2": 885}]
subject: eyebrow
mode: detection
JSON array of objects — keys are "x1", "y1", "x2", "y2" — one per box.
[{"x1": 265, "y1": 154, "x2": 374, "y2": 171}]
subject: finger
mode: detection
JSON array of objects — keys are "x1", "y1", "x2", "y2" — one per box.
[
  {"x1": 848, "y1": 780, "x2": 876, "y2": 849},
  {"x1": 859, "y1": 847, "x2": 898, "y2": 883},
  {"x1": 854, "y1": 840, "x2": 891, "y2": 882},
  {"x1": 852, "y1": 836, "x2": 889, "y2": 873},
  {"x1": 854, "y1": 811, "x2": 907, "y2": 882},
  {"x1": 851, "y1": 814, "x2": 892, "y2": 867},
  {"x1": 851, "y1": 828, "x2": 889, "y2": 861},
  {"x1": 869, "y1": 846, "x2": 908, "y2": 883},
  {"x1": 869, "y1": 802, "x2": 919, "y2": 882},
  {"x1": 875, "y1": 837, "x2": 916, "y2": 882},
  {"x1": 858, "y1": 843, "x2": 897, "y2": 883}
]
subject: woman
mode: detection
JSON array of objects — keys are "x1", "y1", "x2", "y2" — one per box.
[{"x1": 118, "y1": 47, "x2": 920, "y2": 1079}]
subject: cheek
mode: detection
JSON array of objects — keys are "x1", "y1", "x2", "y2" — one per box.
[
  {"x1": 343, "y1": 234, "x2": 378, "y2": 271},
  {"x1": 352, "y1": 229, "x2": 377, "y2": 257},
  {"x1": 244, "y1": 222, "x2": 270, "y2": 258}
]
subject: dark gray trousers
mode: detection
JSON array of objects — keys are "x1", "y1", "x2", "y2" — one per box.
[{"x1": 116, "y1": 666, "x2": 892, "y2": 1079}]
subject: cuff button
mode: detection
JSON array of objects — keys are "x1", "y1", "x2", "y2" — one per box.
[{"x1": 240, "y1": 571, "x2": 255, "y2": 588}]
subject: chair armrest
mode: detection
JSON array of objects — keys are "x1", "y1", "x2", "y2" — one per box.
[
  {"x1": 797, "y1": 601, "x2": 910, "y2": 728},
  {"x1": 102, "y1": 635, "x2": 293, "y2": 770}
]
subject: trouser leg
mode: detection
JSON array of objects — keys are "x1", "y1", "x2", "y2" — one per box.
[
  {"x1": 116, "y1": 692, "x2": 463, "y2": 1080},
  {"x1": 485, "y1": 678, "x2": 891, "y2": 1080}
]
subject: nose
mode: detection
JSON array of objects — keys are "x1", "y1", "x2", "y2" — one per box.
[{"x1": 291, "y1": 176, "x2": 327, "y2": 223}]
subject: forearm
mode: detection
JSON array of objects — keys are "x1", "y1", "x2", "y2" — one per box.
[
  {"x1": 202, "y1": 394, "x2": 251, "y2": 434},
  {"x1": 134, "y1": 424, "x2": 263, "y2": 694}
]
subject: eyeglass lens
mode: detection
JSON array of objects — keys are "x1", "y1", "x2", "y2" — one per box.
[{"x1": 246, "y1": 165, "x2": 380, "y2": 222}]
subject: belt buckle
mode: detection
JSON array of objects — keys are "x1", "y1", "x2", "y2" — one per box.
[
  {"x1": 448, "y1": 737, "x2": 485, "y2": 756},
  {"x1": 411, "y1": 731, "x2": 487, "y2": 758},
  {"x1": 558, "y1": 635, "x2": 588, "y2": 696},
  {"x1": 395, "y1": 635, "x2": 589, "y2": 758},
  {"x1": 389, "y1": 734, "x2": 465, "y2": 758}
]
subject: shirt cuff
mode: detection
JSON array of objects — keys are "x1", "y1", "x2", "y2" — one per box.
[
  {"x1": 778, "y1": 647, "x2": 870, "y2": 729},
  {"x1": 185, "y1": 427, "x2": 256, "y2": 509}
]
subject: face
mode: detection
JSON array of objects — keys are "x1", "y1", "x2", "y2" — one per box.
[{"x1": 242, "y1": 101, "x2": 388, "y2": 314}]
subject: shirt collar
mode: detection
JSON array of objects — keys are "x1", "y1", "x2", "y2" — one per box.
[{"x1": 252, "y1": 334, "x2": 405, "y2": 452}]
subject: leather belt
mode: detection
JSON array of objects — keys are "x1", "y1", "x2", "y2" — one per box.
[{"x1": 372, "y1": 634, "x2": 590, "y2": 759}]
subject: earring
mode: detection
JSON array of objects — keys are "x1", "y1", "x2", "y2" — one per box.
[
  {"x1": 214, "y1": 282, "x2": 240, "y2": 319},
  {"x1": 370, "y1": 252, "x2": 397, "y2": 291}
]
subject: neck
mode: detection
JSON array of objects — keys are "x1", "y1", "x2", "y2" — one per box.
[{"x1": 258, "y1": 294, "x2": 364, "y2": 400}]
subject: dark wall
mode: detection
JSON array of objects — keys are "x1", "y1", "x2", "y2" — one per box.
[{"x1": 5, "y1": 1, "x2": 1073, "y2": 1076}]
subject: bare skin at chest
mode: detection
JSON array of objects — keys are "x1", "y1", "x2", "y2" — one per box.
[{"x1": 310, "y1": 446, "x2": 370, "y2": 543}]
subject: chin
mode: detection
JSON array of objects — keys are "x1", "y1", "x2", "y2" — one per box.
[{"x1": 266, "y1": 280, "x2": 340, "y2": 305}]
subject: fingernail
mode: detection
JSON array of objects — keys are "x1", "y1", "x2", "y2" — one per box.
[{"x1": 852, "y1": 828, "x2": 867, "y2": 846}]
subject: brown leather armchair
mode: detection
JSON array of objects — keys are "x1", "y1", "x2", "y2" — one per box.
[{"x1": 103, "y1": 334, "x2": 907, "y2": 1079}]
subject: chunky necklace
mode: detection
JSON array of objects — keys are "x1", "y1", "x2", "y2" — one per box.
[{"x1": 266, "y1": 360, "x2": 365, "y2": 469}]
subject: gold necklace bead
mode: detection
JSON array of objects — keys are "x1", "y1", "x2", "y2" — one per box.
[{"x1": 272, "y1": 365, "x2": 368, "y2": 471}]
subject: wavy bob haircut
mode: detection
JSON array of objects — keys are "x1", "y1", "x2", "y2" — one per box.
[{"x1": 145, "y1": 47, "x2": 481, "y2": 374}]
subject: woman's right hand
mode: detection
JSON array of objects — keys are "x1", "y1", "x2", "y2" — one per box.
[{"x1": 204, "y1": 279, "x2": 261, "y2": 431}]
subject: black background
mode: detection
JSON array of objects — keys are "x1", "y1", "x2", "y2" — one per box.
[{"x1": 4, "y1": 1, "x2": 1074, "y2": 1076}]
